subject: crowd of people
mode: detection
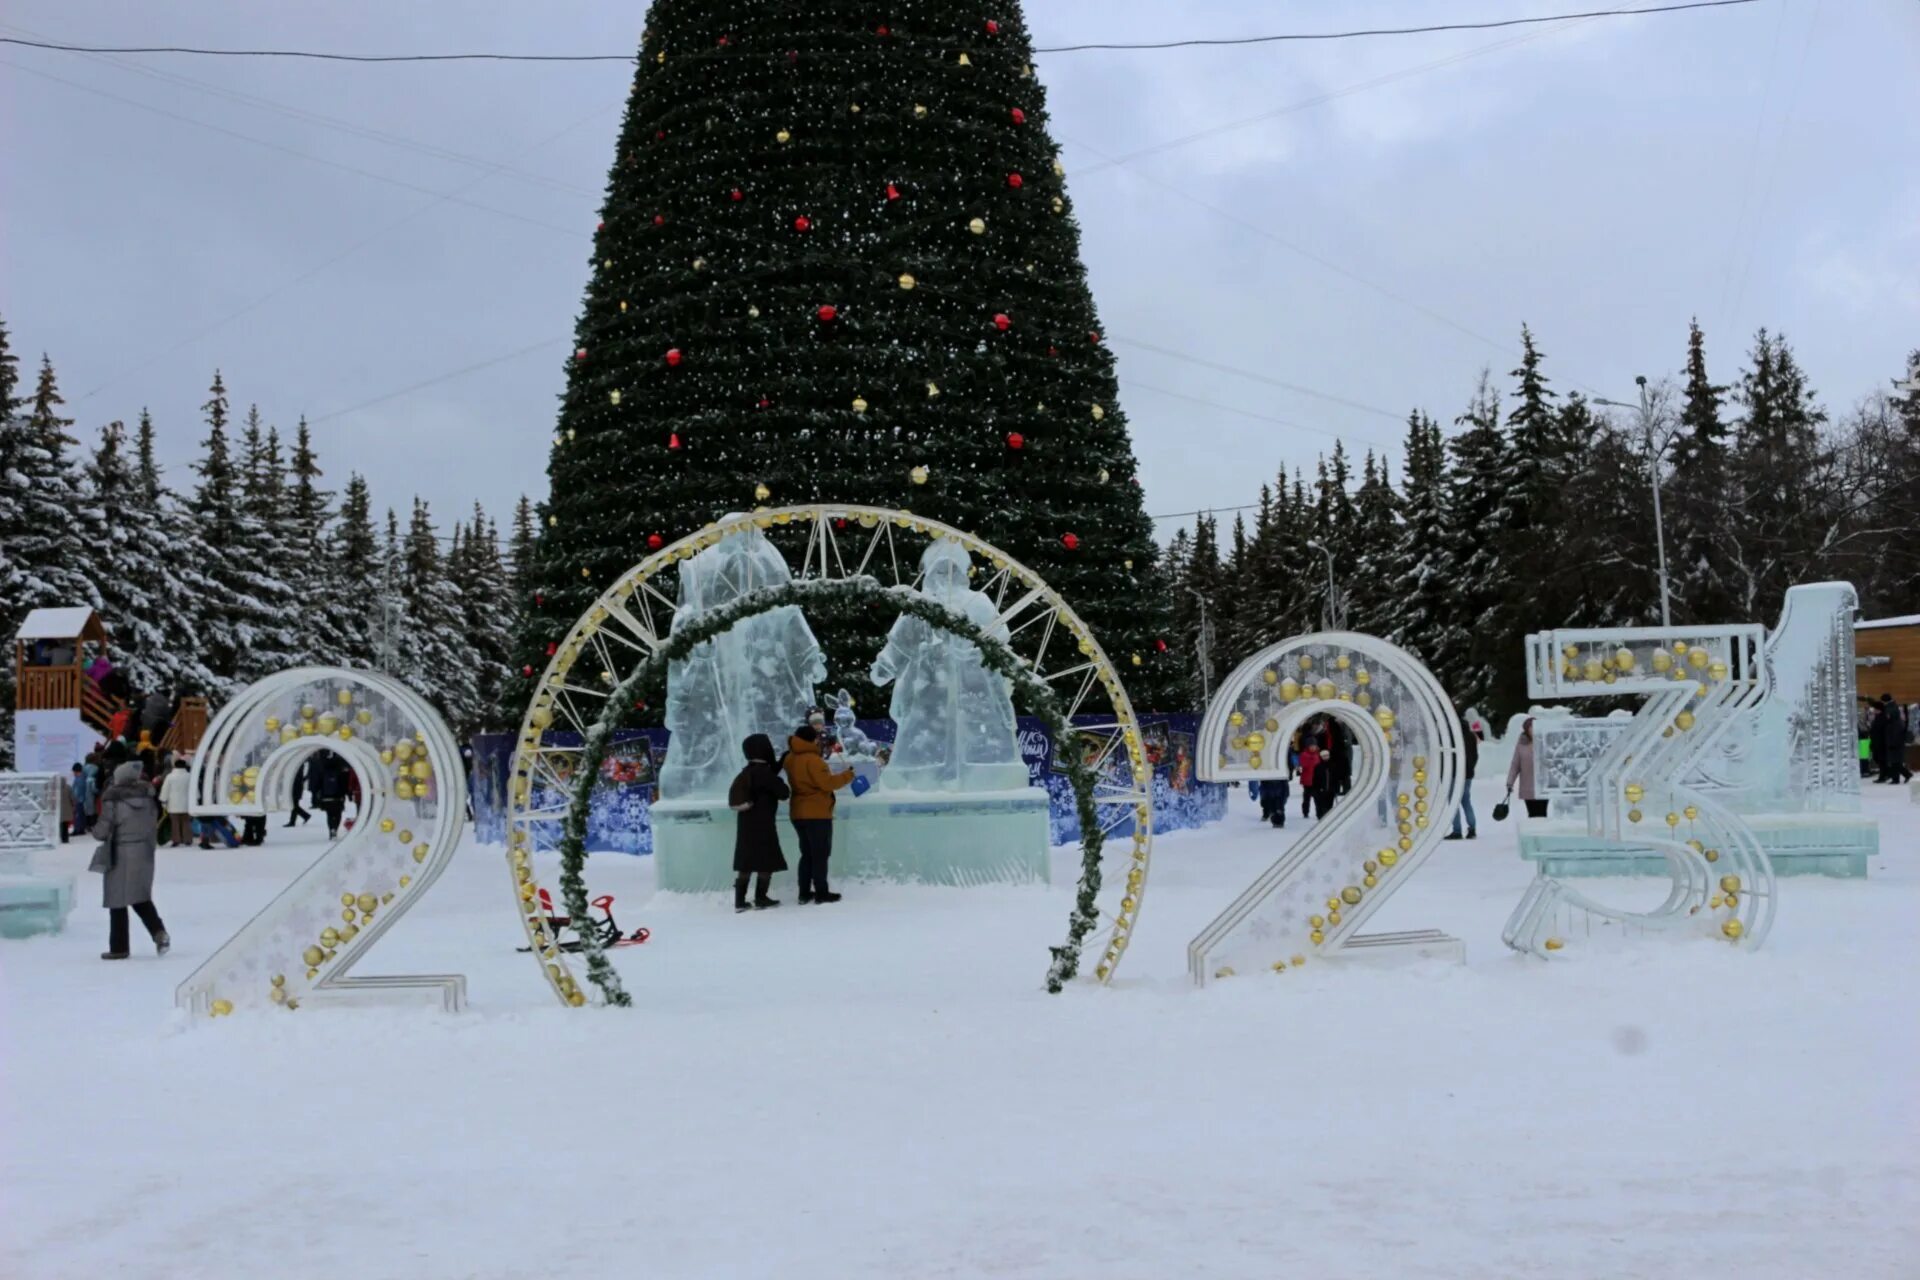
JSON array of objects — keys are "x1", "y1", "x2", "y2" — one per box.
[{"x1": 1862, "y1": 693, "x2": 1916, "y2": 785}]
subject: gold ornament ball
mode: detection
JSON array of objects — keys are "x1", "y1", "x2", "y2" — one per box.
[
  {"x1": 1279, "y1": 678, "x2": 1300, "y2": 702},
  {"x1": 1355, "y1": 669, "x2": 1372, "y2": 686},
  {"x1": 1309, "y1": 930, "x2": 1325, "y2": 945},
  {"x1": 1684, "y1": 805, "x2": 1700, "y2": 821},
  {"x1": 303, "y1": 945, "x2": 324, "y2": 966},
  {"x1": 897, "y1": 273, "x2": 916, "y2": 291},
  {"x1": 270, "y1": 986, "x2": 288, "y2": 1005},
  {"x1": 1720, "y1": 874, "x2": 1741, "y2": 893},
  {"x1": 1625, "y1": 783, "x2": 1645, "y2": 803},
  {"x1": 264, "y1": 717, "x2": 281, "y2": 732},
  {"x1": 1628, "y1": 808, "x2": 1644, "y2": 824},
  {"x1": 1676, "y1": 711, "x2": 1696, "y2": 731},
  {"x1": 776, "y1": 129, "x2": 791, "y2": 143},
  {"x1": 1614, "y1": 648, "x2": 1637, "y2": 673},
  {"x1": 413, "y1": 844, "x2": 430, "y2": 863},
  {"x1": 754, "y1": 483, "x2": 771, "y2": 501},
  {"x1": 1309, "y1": 914, "x2": 1325, "y2": 928},
  {"x1": 1704, "y1": 848, "x2": 1720, "y2": 863},
  {"x1": 1091, "y1": 404, "x2": 1106, "y2": 421},
  {"x1": 1341, "y1": 886, "x2": 1363, "y2": 905},
  {"x1": 356, "y1": 893, "x2": 378, "y2": 914},
  {"x1": 968, "y1": 217, "x2": 986, "y2": 235},
  {"x1": 1298, "y1": 654, "x2": 1314, "y2": 671},
  {"x1": 379, "y1": 818, "x2": 396, "y2": 833},
  {"x1": 1709, "y1": 660, "x2": 1728, "y2": 681},
  {"x1": 1582, "y1": 658, "x2": 1606, "y2": 681},
  {"x1": 356, "y1": 709, "x2": 372, "y2": 725},
  {"x1": 1544, "y1": 937, "x2": 1565, "y2": 952},
  {"x1": 1335, "y1": 654, "x2": 1351, "y2": 670},
  {"x1": 1379, "y1": 850, "x2": 1398, "y2": 866},
  {"x1": 910, "y1": 465, "x2": 929, "y2": 486},
  {"x1": 1651, "y1": 648, "x2": 1673, "y2": 672},
  {"x1": 1688, "y1": 646, "x2": 1710, "y2": 669},
  {"x1": 1315, "y1": 679, "x2": 1337, "y2": 700},
  {"x1": 1710, "y1": 894, "x2": 1724, "y2": 908},
  {"x1": 1327, "y1": 909, "x2": 1342, "y2": 925},
  {"x1": 926, "y1": 381, "x2": 940, "y2": 398},
  {"x1": 1722, "y1": 919, "x2": 1744, "y2": 940},
  {"x1": 210, "y1": 999, "x2": 234, "y2": 1017},
  {"x1": 1363, "y1": 874, "x2": 1377, "y2": 888},
  {"x1": 1263, "y1": 669, "x2": 1278, "y2": 686}
]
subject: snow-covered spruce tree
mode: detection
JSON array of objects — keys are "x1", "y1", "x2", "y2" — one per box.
[
  {"x1": 188, "y1": 373, "x2": 249, "y2": 691},
  {"x1": 84, "y1": 420, "x2": 173, "y2": 693},
  {"x1": 1665, "y1": 320, "x2": 1738, "y2": 624},
  {"x1": 231, "y1": 410, "x2": 303, "y2": 681},
  {"x1": 507, "y1": 494, "x2": 537, "y2": 600},
  {"x1": 508, "y1": 2, "x2": 1176, "y2": 724},
  {"x1": 450, "y1": 504, "x2": 514, "y2": 733},
  {"x1": 0, "y1": 317, "x2": 24, "y2": 762},
  {"x1": 6, "y1": 354, "x2": 100, "y2": 618},
  {"x1": 1729, "y1": 329, "x2": 1833, "y2": 621},
  {"x1": 333, "y1": 474, "x2": 381, "y2": 667},
  {"x1": 1876, "y1": 350, "x2": 1920, "y2": 613},
  {"x1": 400, "y1": 499, "x2": 478, "y2": 729},
  {"x1": 1446, "y1": 371, "x2": 1510, "y2": 716},
  {"x1": 130, "y1": 409, "x2": 221, "y2": 697},
  {"x1": 1347, "y1": 450, "x2": 1402, "y2": 636},
  {"x1": 1555, "y1": 394, "x2": 1656, "y2": 627},
  {"x1": 287, "y1": 417, "x2": 351, "y2": 667},
  {"x1": 1389, "y1": 410, "x2": 1468, "y2": 691}
]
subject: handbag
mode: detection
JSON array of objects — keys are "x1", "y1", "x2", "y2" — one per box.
[{"x1": 1491, "y1": 788, "x2": 1513, "y2": 823}]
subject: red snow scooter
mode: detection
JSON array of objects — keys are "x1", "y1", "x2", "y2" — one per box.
[{"x1": 517, "y1": 888, "x2": 651, "y2": 953}]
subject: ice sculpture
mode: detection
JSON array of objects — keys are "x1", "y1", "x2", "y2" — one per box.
[
  {"x1": 658, "y1": 527, "x2": 826, "y2": 800},
  {"x1": 871, "y1": 539, "x2": 1028, "y2": 792},
  {"x1": 1527, "y1": 583, "x2": 1873, "y2": 876}
]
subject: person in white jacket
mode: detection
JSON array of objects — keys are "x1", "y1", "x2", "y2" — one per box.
[{"x1": 159, "y1": 759, "x2": 193, "y2": 848}]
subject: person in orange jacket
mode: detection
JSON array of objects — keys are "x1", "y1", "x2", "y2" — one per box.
[{"x1": 782, "y1": 725, "x2": 855, "y2": 904}]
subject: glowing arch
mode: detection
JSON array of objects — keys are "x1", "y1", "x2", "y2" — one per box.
[
  {"x1": 176, "y1": 667, "x2": 468, "y2": 1015},
  {"x1": 1193, "y1": 632, "x2": 1465, "y2": 984},
  {"x1": 506, "y1": 504, "x2": 1155, "y2": 1007}
]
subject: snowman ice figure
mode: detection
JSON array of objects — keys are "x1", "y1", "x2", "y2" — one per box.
[
  {"x1": 870, "y1": 538, "x2": 1028, "y2": 793},
  {"x1": 658, "y1": 525, "x2": 826, "y2": 800}
]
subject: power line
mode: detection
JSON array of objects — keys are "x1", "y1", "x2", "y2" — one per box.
[
  {"x1": 305, "y1": 337, "x2": 568, "y2": 426},
  {"x1": 1113, "y1": 338, "x2": 1409, "y2": 423},
  {"x1": 0, "y1": 4, "x2": 1763, "y2": 64},
  {"x1": 1038, "y1": 1, "x2": 1758, "y2": 51}
]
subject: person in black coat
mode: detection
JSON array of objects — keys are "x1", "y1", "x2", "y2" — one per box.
[
  {"x1": 728, "y1": 734, "x2": 790, "y2": 912},
  {"x1": 1875, "y1": 693, "x2": 1913, "y2": 784},
  {"x1": 312, "y1": 750, "x2": 351, "y2": 838},
  {"x1": 1446, "y1": 707, "x2": 1481, "y2": 840},
  {"x1": 284, "y1": 758, "x2": 314, "y2": 827}
]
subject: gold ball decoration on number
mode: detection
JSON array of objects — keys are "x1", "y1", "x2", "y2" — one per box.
[
  {"x1": 1315, "y1": 679, "x2": 1337, "y2": 700},
  {"x1": 264, "y1": 717, "x2": 281, "y2": 733},
  {"x1": 1363, "y1": 874, "x2": 1377, "y2": 888},
  {"x1": 1625, "y1": 783, "x2": 1645, "y2": 803},
  {"x1": 1684, "y1": 805, "x2": 1700, "y2": 821},
  {"x1": 396, "y1": 780, "x2": 415, "y2": 800},
  {"x1": 1335, "y1": 655, "x2": 1351, "y2": 671},
  {"x1": 210, "y1": 999, "x2": 234, "y2": 1017},
  {"x1": 1675, "y1": 711, "x2": 1696, "y2": 731},
  {"x1": 1688, "y1": 646, "x2": 1710, "y2": 670},
  {"x1": 413, "y1": 844, "x2": 430, "y2": 863},
  {"x1": 1263, "y1": 669, "x2": 1278, "y2": 686},
  {"x1": 339, "y1": 892, "x2": 355, "y2": 907},
  {"x1": 411, "y1": 760, "x2": 431, "y2": 781},
  {"x1": 1355, "y1": 669, "x2": 1371, "y2": 686},
  {"x1": 1704, "y1": 848, "x2": 1720, "y2": 863},
  {"x1": 1628, "y1": 809, "x2": 1644, "y2": 824},
  {"x1": 1544, "y1": 937, "x2": 1565, "y2": 952},
  {"x1": 1651, "y1": 648, "x2": 1673, "y2": 672},
  {"x1": 1298, "y1": 654, "x2": 1314, "y2": 671},
  {"x1": 1583, "y1": 658, "x2": 1606, "y2": 681},
  {"x1": 379, "y1": 818, "x2": 396, "y2": 834},
  {"x1": 356, "y1": 893, "x2": 378, "y2": 914},
  {"x1": 1720, "y1": 874, "x2": 1742, "y2": 894},
  {"x1": 1341, "y1": 886, "x2": 1363, "y2": 905},
  {"x1": 380, "y1": 748, "x2": 395, "y2": 765},
  {"x1": 1722, "y1": 919, "x2": 1744, "y2": 940},
  {"x1": 1309, "y1": 930, "x2": 1325, "y2": 945},
  {"x1": 303, "y1": 945, "x2": 324, "y2": 966},
  {"x1": 1379, "y1": 850, "x2": 1398, "y2": 866},
  {"x1": 270, "y1": 986, "x2": 288, "y2": 1005},
  {"x1": 1709, "y1": 661, "x2": 1728, "y2": 681},
  {"x1": 1229, "y1": 712, "x2": 1245, "y2": 728},
  {"x1": 1614, "y1": 648, "x2": 1637, "y2": 673},
  {"x1": 1309, "y1": 914, "x2": 1324, "y2": 928},
  {"x1": 1280, "y1": 678, "x2": 1300, "y2": 702},
  {"x1": 1665, "y1": 812, "x2": 1681, "y2": 828}
]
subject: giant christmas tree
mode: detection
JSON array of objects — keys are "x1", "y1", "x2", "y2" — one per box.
[{"x1": 509, "y1": 2, "x2": 1176, "y2": 718}]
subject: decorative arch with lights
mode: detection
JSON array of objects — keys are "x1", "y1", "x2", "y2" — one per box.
[
  {"x1": 505, "y1": 504, "x2": 1156, "y2": 1007},
  {"x1": 1193, "y1": 632, "x2": 1465, "y2": 983},
  {"x1": 176, "y1": 668, "x2": 469, "y2": 1017}
]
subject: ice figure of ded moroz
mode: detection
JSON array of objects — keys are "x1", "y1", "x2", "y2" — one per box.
[
  {"x1": 871, "y1": 539, "x2": 1028, "y2": 793},
  {"x1": 658, "y1": 526, "x2": 826, "y2": 800}
]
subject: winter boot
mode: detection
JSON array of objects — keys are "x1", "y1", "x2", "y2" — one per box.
[
  {"x1": 101, "y1": 951, "x2": 129, "y2": 961},
  {"x1": 154, "y1": 931, "x2": 171, "y2": 956},
  {"x1": 814, "y1": 890, "x2": 843, "y2": 905},
  {"x1": 734, "y1": 875, "x2": 752, "y2": 914}
]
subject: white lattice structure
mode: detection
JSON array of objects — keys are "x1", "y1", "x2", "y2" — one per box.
[
  {"x1": 0, "y1": 772, "x2": 74, "y2": 938},
  {"x1": 505, "y1": 504, "x2": 1155, "y2": 1006},
  {"x1": 176, "y1": 668, "x2": 468, "y2": 1016},
  {"x1": 1503, "y1": 625, "x2": 1777, "y2": 955},
  {"x1": 1192, "y1": 632, "x2": 1464, "y2": 984}
]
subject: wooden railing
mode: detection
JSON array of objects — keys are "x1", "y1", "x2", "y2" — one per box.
[
  {"x1": 79, "y1": 675, "x2": 122, "y2": 735},
  {"x1": 16, "y1": 666, "x2": 81, "y2": 712},
  {"x1": 160, "y1": 698, "x2": 211, "y2": 754}
]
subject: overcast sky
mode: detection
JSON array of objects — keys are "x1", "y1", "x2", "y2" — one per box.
[{"x1": 3, "y1": 1, "x2": 1915, "y2": 541}]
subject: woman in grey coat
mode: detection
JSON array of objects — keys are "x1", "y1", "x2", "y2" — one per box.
[{"x1": 90, "y1": 760, "x2": 171, "y2": 960}]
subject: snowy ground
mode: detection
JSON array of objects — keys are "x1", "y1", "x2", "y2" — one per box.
[{"x1": 4, "y1": 786, "x2": 1916, "y2": 1279}]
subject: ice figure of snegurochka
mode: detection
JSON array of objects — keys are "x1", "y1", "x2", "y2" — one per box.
[
  {"x1": 870, "y1": 539, "x2": 1028, "y2": 793},
  {"x1": 658, "y1": 526, "x2": 826, "y2": 801}
]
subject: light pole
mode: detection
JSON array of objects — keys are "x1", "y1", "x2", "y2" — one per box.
[
  {"x1": 1185, "y1": 587, "x2": 1215, "y2": 704},
  {"x1": 1305, "y1": 539, "x2": 1344, "y2": 630},
  {"x1": 1595, "y1": 376, "x2": 1674, "y2": 629}
]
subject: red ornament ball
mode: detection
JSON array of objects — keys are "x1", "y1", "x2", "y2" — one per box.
[
  {"x1": 757, "y1": 396, "x2": 771, "y2": 409},
  {"x1": 885, "y1": 183, "x2": 902, "y2": 201},
  {"x1": 1089, "y1": 331, "x2": 1102, "y2": 344},
  {"x1": 1155, "y1": 638, "x2": 1169, "y2": 653},
  {"x1": 1048, "y1": 345, "x2": 1059, "y2": 357},
  {"x1": 731, "y1": 188, "x2": 744, "y2": 202},
  {"x1": 993, "y1": 312, "x2": 1012, "y2": 331},
  {"x1": 986, "y1": 19, "x2": 1002, "y2": 34},
  {"x1": 817, "y1": 304, "x2": 839, "y2": 323},
  {"x1": 668, "y1": 432, "x2": 682, "y2": 450},
  {"x1": 717, "y1": 34, "x2": 730, "y2": 47},
  {"x1": 575, "y1": 348, "x2": 587, "y2": 361},
  {"x1": 647, "y1": 533, "x2": 664, "y2": 550},
  {"x1": 794, "y1": 215, "x2": 812, "y2": 232},
  {"x1": 665, "y1": 347, "x2": 683, "y2": 367},
  {"x1": 1010, "y1": 107, "x2": 1027, "y2": 125},
  {"x1": 1061, "y1": 532, "x2": 1080, "y2": 551},
  {"x1": 1008, "y1": 173, "x2": 1023, "y2": 189},
  {"x1": 875, "y1": 25, "x2": 890, "y2": 37},
  {"x1": 1006, "y1": 432, "x2": 1024, "y2": 450},
  {"x1": 652, "y1": 214, "x2": 665, "y2": 226},
  {"x1": 535, "y1": 594, "x2": 545, "y2": 606},
  {"x1": 596, "y1": 220, "x2": 605, "y2": 232},
  {"x1": 546, "y1": 641, "x2": 558, "y2": 656},
  {"x1": 521, "y1": 665, "x2": 534, "y2": 677}
]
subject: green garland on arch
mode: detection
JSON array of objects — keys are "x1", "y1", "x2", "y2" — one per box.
[{"x1": 552, "y1": 575, "x2": 1110, "y2": 1007}]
